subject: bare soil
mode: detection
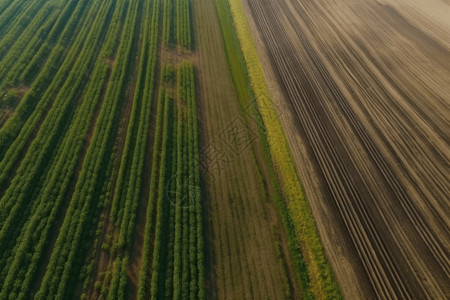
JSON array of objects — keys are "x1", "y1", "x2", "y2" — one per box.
[{"x1": 242, "y1": 0, "x2": 450, "y2": 298}]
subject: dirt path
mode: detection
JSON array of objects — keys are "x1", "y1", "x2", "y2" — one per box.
[
  {"x1": 191, "y1": 0, "x2": 304, "y2": 298},
  {"x1": 242, "y1": 0, "x2": 450, "y2": 298}
]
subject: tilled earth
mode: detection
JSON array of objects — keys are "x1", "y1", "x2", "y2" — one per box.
[{"x1": 242, "y1": 0, "x2": 450, "y2": 298}]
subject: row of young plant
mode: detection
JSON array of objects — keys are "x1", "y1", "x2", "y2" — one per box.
[
  {"x1": 162, "y1": 0, "x2": 175, "y2": 46},
  {"x1": 0, "y1": 0, "x2": 47, "y2": 42},
  {"x1": 136, "y1": 85, "x2": 168, "y2": 300},
  {"x1": 111, "y1": 0, "x2": 160, "y2": 245},
  {"x1": 0, "y1": 0, "x2": 126, "y2": 299},
  {"x1": 32, "y1": 0, "x2": 142, "y2": 298},
  {"x1": 0, "y1": 0, "x2": 89, "y2": 92},
  {"x1": 0, "y1": 0, "x2": 61, "y2": 78},
  {"x1": 20, "y1": 0, "x2": 99, "y2": 86},
  {"x1": 139, "y1": 61, "x2": 205, "y2": 300},
  {"x1": 104, "y1": 0, "x2": 162, "y2": 297},
  {"x1": 134, "y1": 62, "x2": 181, "y2": 300},
  {"x1": 0, "y1": 0, "x2": 17, "y2": 16},
  {"x1": 147, "y1": 88, "x2": 174, "y2": 300},
  {"x1": 176, "y1": 0, "x2": 193, "y2": 49},
  {"x1": 0, "y1": 0, "x2": 113, "y2": 235},
  {"x1": 210, "y1": 0, "x2": 306, "y2": 296},
  {"x1": 77, "y1": 163, "x2": 114, "y2": 297},
  {"x1": 162, "y1": 0, "x2": 193, "y2": 49},
  {"x1": 0, "y1": 0, "x2": 105, "y2": 163},
  {"x1": 185, "y1": 61, "x2": 205, "y2": 300}
]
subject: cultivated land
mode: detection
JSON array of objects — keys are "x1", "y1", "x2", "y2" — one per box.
[
  {"x1": 0, "y1": 0, "x2": 341, "y2": 299},
  {"x1": 242, "y1": 0, "x2": 450, "y2": 298},
  {"x1": 1, "y1": 0, "x2": 447, "y2": 298}
]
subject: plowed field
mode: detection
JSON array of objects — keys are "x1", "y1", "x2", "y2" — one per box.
[{"x1": 242, "y1": 0, "x2": 450, "y2": 298}]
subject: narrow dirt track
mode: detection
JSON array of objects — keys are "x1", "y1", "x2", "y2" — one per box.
[
  {"x1": 243, "y1": 0, "x2": 450, "y2": 298},
  {"x1": 192, "y1": 0, "x2": 303, "y2": 297}
]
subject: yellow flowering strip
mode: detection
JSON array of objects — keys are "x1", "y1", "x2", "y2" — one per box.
[{"x1": 226, "y1": 0, "x2": 342, "y2": 298}]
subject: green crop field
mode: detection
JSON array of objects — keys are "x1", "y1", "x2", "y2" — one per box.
[{"x1": 0, "y1": 0, "x2": 342, "y2": 299}]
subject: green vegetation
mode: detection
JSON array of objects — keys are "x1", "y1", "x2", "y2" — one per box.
[
  {"x1": 137, "y1": 86, "x2": 167, "y2": 300},
  {"x1": 162, "y1": 64, "x2": 176, "y2": 83},
  {"x1": 176, "y1": 61, "x2": 205, "y2": 300},
  {"x1": 137, "y1": 62, "x2": 204, "y2": 300},
  {"x1": 107, "y1": 0, "x2": 161, "y2": 297},
  {"x1": 163, "y1": 0, "x2": 175, "y2": 46},
  {"x1": 213, "y1": 0, "x2": 312, "y2": 296},
  {"x1": 163, "y1": 0, "x2": 193, "y2": 49},
  {"x1": 0, "y1": 3, "x2": 117, "y2": 292},
  {"x1": 34, "y1": 0, "x2": 141, "y2": 297},
  {"x1": 0, "y1": 0, "x2": 339, "y2": 298},
  {"x1": 0, "y1": 0, "x2": 104, "y2": 163},
  {"x1": 0, "y1": 0, "x2": 121, "y2": 298},
  {"x1": 0, "y1": 0, "x2": 89, "y2": 91},
  {"x1": 1, "y1": 88, "x2": 20, "y2": 107},
  {"x1": 149, "y1": 89, "x2": 173, "y2": 300},
  {"x1": 0, "y1": 0, "x2": 51, "y2": 53}
]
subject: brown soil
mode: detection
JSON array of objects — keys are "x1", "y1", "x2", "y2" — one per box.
[{"x1": 242, "y1": 0, "x2": 450, "y2": 298}]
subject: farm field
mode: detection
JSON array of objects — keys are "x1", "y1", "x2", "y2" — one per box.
[
  {"x1": 0, "y1": 0, "x2": 341, "y2": 299},
  {"x1": 1, "y1": 0, "x2": 448, "y2": 298},
  {"x1": 241, "y1": 0, "x2": 450, "y2": 298}
]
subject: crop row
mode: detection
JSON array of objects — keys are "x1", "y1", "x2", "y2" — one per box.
[
  {"x1": 0, "y1": 0, "x2": 89, "y2": 92},
  {"x1": 0, "y1": 110, "x2": 8, "y2": 127},
  {"x1": 0, "y1": 0, "x2": 113, "y2": 247},
  {"x1": 163, "y1": 0, "x2": 192, "y2": 49},
  {"x1": 0, "y1": 0, "x2": 61, "y2": 83},
  {"x1": 0, "y1": 0, "x2": 104, "y2": 163},
  {"x1": 106, "y1": 0, "x2": 162, "y2": 297},
  {"x1": 137, "y1": 86, "x2": 167, "y2": 300},
  {"x1": 0, "y1": 0, "x2": 205, "y2": 298},
  {"x1": 162, "y1": 0, "x2": 175, "y2": 46},
  {"x1": 186, "y1": 61, "x2": 206, "y2": 300},
  {"x1": 0, "y1": 0, "x2": 125, "y2": 299},
  {"x1": 32, "y1": 0, "x2": 141, "y2": 298},
  {"x1": 164, "y1": 126, "x2": 178, "y2": 300},
  {"x1": 0, "y1": 0, "x2": 113, "y2": 240},
  {"x1": 176, "y1": 0, "x2": 193, "y2": 49},
  {"x1": 226, "y1": 0, "x2": 342, "y2": 297},
  {"x1": 137, "y1": 71, "x2": 177, "y2": 300},
  {"x1": 179, "y1": 61, "x2": 205, "y2": 300},
  {"x1": 111, "y1": 0, "x2": 160, "y2": 242},
  {"x1": 19, "y1": 0, "x2": 99, "y2": 86},
  {"x1": 148, "y1": 88, "x2": 173, "y2": 300},
  {"x1": 136, "y1": 61, "x2": 205, "y2": 300},
  {"x1": 168, "y1": 62, "x2": 205, "y2": 299},
  {"x1": 0, "y1": 0, "x2": 16, "y2": 16}
]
